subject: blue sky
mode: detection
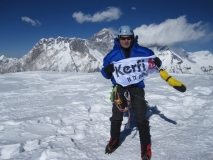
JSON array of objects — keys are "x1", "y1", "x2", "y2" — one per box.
[{"x1": 1, "y1": 0, "x2": 213, "y2": 58}]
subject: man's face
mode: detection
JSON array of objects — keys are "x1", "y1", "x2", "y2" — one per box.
[{"x1": 119, "y1": 36, "x2": 132, "y2": 49}]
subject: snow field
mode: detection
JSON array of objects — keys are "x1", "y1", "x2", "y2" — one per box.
[{"x1": 0, "y1": 71, "x2": 212, "y2": 159}]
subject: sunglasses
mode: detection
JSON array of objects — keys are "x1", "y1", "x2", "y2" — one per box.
[{"x1": 120, "y1": 36, "x2": 132, "y2": 41}]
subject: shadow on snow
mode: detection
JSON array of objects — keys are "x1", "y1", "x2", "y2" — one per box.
[{"x1": 120, "y1": 104, "x2": 177, "y2": 145}]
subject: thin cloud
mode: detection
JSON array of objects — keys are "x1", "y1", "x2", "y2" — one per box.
[
  {"x1": 72, "y1": 7, "x2": 122, "y2": 23},
  {"x1": 134, "y1": 15, "x2": 212, "y2": 47},
  {"x1": 107, "y1": 27, "x2": 118, "y2": 35},
  {"x1": 21, "y1": 16, "x2": 41, "y2": 26},
  {"x1": 132, "y1": 7, "x2": 136, "y2": 10}
]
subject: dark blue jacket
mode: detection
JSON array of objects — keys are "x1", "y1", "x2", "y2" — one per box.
[{"x1": 101, "y1": 36, "x2": 155, "y2": 88}]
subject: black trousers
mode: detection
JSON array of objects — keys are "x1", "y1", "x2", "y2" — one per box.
[{"x1": 110, "y1": 85, "x2": 151, "y2": 146}]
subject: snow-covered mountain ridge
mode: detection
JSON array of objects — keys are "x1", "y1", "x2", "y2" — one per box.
[
  {"x1": 0, "y1": 28, "x2": 213, "y2": 74},
  {"x1": 151, "y1": 46, "x2": 213, "y2": 74}
]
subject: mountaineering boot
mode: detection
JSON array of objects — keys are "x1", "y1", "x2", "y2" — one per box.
[
  {"x1": 105, "y1": 137, "x2": 120, "y2": 154},
  {"x1": 141, "y1": 155, "x2": 151, "y2": 160},
  {"x1": 141, "y1": 144, "x2": 152, "y2": 160}
]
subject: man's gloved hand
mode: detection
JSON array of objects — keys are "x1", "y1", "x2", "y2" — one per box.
[
  {"x1": 104, "y1": 63, "x2": 114, "y2": 74},
  {"x1": 154, "y1": 57, "x2": 161, "y2": 68}
]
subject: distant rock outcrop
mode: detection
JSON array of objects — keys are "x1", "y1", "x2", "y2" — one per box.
[{"x1": 0, "y1": 29, "x2": 213, "y2": 75}]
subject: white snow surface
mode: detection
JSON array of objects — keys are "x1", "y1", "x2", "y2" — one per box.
[{"x1": 0, "y1": 71, "x2": 212, "y2": 160}]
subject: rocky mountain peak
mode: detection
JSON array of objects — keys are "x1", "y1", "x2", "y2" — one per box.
[
  {"x1": 88, "y1": 28, "x2": 115, "y2": 43},
  {"x1": 0, "y1": 28, "x2": 213, "y2": 75}
]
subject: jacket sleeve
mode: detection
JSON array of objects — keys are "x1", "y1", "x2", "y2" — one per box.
[{"x1": 101, "y1": 56, "x2": 112, "y2": 79}]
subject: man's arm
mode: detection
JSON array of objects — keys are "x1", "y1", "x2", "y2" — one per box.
[{"x1": 101, "y1": 57, "x2": 114, "y2": 79}]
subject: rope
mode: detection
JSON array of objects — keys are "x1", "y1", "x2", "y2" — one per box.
[{"x1": 114, "y1": 89, "x2": 131, "y2": 129}]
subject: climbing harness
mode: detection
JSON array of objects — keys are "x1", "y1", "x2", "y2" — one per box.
[
  {"x1": 123, "y1": 90, "x2": 131, "y2": 129},
  {"x1": 111, "y1": 85, "x2": 131, "y2": 129},
  {"x1": 124, "y1": 90, "x2": 131, "y2": 109}
]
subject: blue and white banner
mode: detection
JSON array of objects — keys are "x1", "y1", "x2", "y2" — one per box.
[{"x1": 112, "y1": 56, "x2": 159, "y2": 86}]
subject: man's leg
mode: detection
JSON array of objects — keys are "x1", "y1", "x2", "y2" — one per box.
[
  {"x1": 110, "y1": 85, "x2": 127, "y2": 139},
  {"x1": 106, "y1": 101, "x2": 125, "y2": 154},
  {"x1": 130, "y1": 87, "x2": 151, "y2": 159},
  {"x1": 110, "y1": 102, "x2": 124, "y2": 139}
]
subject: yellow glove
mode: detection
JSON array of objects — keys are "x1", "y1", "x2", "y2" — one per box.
[{"x1": 159, "y1": 69, "x2": 186, "y2": 92}]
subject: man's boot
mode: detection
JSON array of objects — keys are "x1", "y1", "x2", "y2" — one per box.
[
  {"x1": 105, "y1": 137, "x2": 120, "y2": 154},
  {"x1": 141, "y1": 144, "x2": 152, "y2": 160}
]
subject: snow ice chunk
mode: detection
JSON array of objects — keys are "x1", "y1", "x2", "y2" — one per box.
[
  {"x1": 0, "y1": 125, "x2": 4, "y2": 131},
  {"x1": 0, "y1": 144, "x2": 20, "y2": 159},
  {"x1": 194, "y1": 86, "x2": 212, "y2": 95},
  {"x1": 23, "y1": 140, "x2": 40, "y2": 152}
]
